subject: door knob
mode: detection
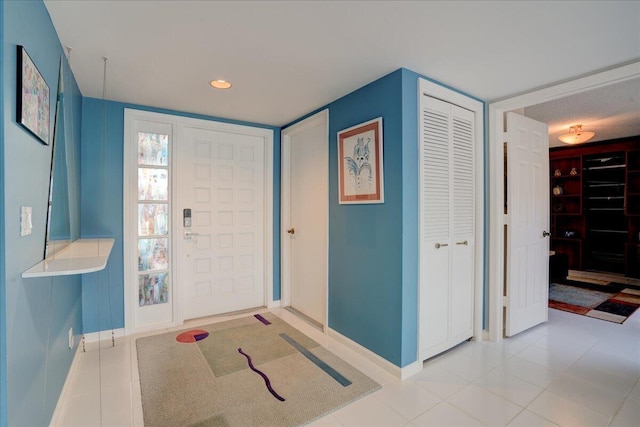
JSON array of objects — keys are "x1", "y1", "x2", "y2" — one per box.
[
  {"x1": 542, "y1": 231, "x2": 551, "y2": 237},
  {"x1": 287, "y1": 228, "x2": 295, "y2": 235},
  {"x1": 435, "y1": 242, "x2": 449, "y2": 249}
]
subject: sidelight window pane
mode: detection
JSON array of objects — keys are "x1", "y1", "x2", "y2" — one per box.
[
  {"x1": 138, "y1": 238, "x2": 169, "y2": 271},
  {"x1": 138, "y1": 272, "x2": 169, "y2": 306},
  {"x1": 138, "y1": 132, "x2": 168, "y2": 166},
  {"x1": 138, "y1": 203, "x2": 169, "y2": 236},
  {"x1": 138, "y1": 168, "x2": 168, "y2": 201}
]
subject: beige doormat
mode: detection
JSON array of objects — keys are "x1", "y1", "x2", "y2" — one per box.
[{"x1": 136, "y1": 312, "x2": 380, "y2": 426}]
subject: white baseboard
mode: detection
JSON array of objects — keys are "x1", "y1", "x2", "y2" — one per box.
[
  {"x1": 399, "y1": 359, "x2": 423, "y2": 379},
  {"x1": 49, "y1": 344, "x2": 82, "y2": 427},
  {"x1": 267, "y1": 299, "x2": 281, "y2": 309},
  {"x1": 82, "y1": 328, "x2": 126, "y2": 343},
  {"x1": 326, "y1": 328, "x2": 422, "y2": 380}
]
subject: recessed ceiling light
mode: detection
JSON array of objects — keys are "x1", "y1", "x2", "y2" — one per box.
[{"x1": 210, "y1": 79, "x2": 232, "y2": 89}]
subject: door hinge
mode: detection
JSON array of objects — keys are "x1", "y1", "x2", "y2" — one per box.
[{"x1": 503, "y1": 296, "x2": 509, "y2": 307}]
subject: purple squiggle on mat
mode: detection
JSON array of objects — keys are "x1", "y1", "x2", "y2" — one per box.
[
  {"x1": 237, "y1": 348, "x2": 285, "y2": 402},
  {"x1": 254, "y1": 314, "x2": 271, "y2": 325}
]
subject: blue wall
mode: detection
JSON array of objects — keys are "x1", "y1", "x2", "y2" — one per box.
[
  {"x1": 80, "y1": 99, "x2": 281, "y2": 332},
  {"x1": 324, "y1": 69, "x2": 428, "y2": 367},
  {"x1": 1, "y1": 1, "x2": 83, "y2": 426},
  {"x1": 327, "y1": 69, "x2": 407, "y2": 366},
  {"x1": 400, "y1": 69, "x2": 420, "y2": 367}
]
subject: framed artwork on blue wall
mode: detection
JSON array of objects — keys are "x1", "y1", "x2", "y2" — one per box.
[
  {"x1": 16, "y1": 45, "x2": 50, "y2": 145},
  {"x1": 337, "y1": 117, "x2": 384, "y2": 204}
]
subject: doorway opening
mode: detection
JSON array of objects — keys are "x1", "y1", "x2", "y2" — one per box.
[{"x1": 488, "y1": 62, "x2": 640, "y2": 340}]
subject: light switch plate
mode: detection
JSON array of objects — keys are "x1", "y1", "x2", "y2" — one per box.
[{"x1": 21, "y1": 206, "x2": 32, "y2": 236}]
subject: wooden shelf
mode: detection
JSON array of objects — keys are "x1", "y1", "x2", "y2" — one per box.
[
  {"x1": 585, "y1": 164, "x2": 626, "y2": 171},
  {"x1": 552, "y1": 237, "x2": 582, "y2": 243},
  {"x1": 552, "y1": 174, "x2": 580, "y2": 179},
  {"x1": 550, "y1": 137, "x2": 640, "y2": 276},
  {"x1": 22, "y1": 238, "x2": 114, "y2": 278},
  {"x1": 584, "y1": 183, "x2": 625, "y2": 187}
]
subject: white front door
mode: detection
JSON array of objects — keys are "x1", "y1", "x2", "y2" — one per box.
[
  {"x1": 124, "y1": 110, "x2": 273, "y2": 332},
  {"x1": 505, "y1": 112, "x2": 550, "y2": 336},
  {"x1": 176, "y1": 122, "x2": 271, "y2": 320},
  {"x1": 282, "y1": 110, "x2": 328, "y2": 325}
]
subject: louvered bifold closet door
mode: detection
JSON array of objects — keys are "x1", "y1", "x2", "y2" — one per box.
[
  {"x1": 422, "y1": 102, "x2": 450, "y2": 245},
  {"x1": 420, "y1": 95, "x2": 475, "y2": 360},
  {"x1": 449, "y1": 106, "x2": 475, "y2": 344},
  {"x1": 420, "y1": 96, "x2": 452, "y2": 357}
]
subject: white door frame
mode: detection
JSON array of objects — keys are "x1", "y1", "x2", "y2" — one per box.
[
  {"x1": 487, "y1": 62, "x2": 640, "y2": 340},
  {"x1": 280, "y1": 109, "x2": 329, "y2": 326},
  {"x1": 418, "y1": 79, "x2": 485, "y2": 358},
  {"x1": 124, "y1": 109, "x2": 274, "y2": 334}
]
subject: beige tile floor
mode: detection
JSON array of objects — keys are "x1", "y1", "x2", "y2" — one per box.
[{"x1": 55, "y1": 296, "x2": 640, "y2": 426}]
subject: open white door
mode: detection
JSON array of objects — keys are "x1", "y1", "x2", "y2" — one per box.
[{"x1": 505, "y1": 112, "x2": 550, "y2": 336}]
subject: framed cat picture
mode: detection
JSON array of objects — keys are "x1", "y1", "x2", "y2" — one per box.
[{"x1": 337, "y1": 117, "x2": 384, "y2": 204}]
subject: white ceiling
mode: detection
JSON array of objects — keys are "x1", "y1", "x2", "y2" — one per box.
[
  {"x1": 524, "y1": 77, "x2": 640, "y2": 148},
  {"x1": 44, "y1": 0, "x2": 640, "y2": 130}
]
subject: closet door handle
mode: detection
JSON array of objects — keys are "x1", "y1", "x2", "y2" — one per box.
[
  {"x1": 435, "y1": 243, "x2": 449, "y2": 249},
  {"x1": 542, "y1": 231, "x2": 551, "y2": 237},
  {"x1": 456, "y1": 240, "x2": 468, "y2": 246}
]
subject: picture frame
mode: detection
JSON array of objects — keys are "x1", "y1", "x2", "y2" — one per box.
[
  {"x1": 337, "y1": 117, "x2": 384, "y2": 204},
  {"x1": 17, "y1": 45, "x2": 50, "y2": 145}
]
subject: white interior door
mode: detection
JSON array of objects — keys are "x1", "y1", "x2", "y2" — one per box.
[
  {"x1": 420, "y1": 96, "x2": 453, "y2": 357},
  {"x1": 282, "y1": 110, "x2": 328, "y2": 325},
  {"x1": 505, "y1": 112, "x2": 550, "y2": 336},
  {"x1": 449, "y1": 106, "x2": 475, "y2": 344},
  {"x1": 176, "y1": 122, "x2": 269, "y2": 320}
]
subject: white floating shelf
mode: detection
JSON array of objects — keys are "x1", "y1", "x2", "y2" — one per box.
[{"x1": 22, "y1": 238, "x2": 115, "y2": 278}]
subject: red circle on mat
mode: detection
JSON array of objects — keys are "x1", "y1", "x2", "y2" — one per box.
[{"x1": 176, "y1": 330, "x2": 209, "y2": 343}]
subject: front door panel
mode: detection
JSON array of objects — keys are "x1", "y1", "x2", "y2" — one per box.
[{"x1": 177, "y1": 125, "x2": 266, "y2": 320}]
